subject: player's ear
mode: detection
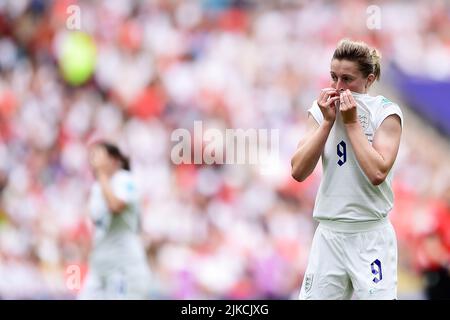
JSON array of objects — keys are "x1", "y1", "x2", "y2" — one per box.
[{"x1": 366, "y1": 74, "x2": 375, "y2": 89}]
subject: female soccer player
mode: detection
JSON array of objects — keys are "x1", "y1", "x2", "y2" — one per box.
[
  {"x1": 291, "y1": 39, "x2": 403, "y2": 299},
  {"x1": 79, "y1": 141, "x2": 152, "y2": 299}
]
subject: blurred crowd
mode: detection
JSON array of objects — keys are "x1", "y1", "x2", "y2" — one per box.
[{"x1": 0, "y1": 0, "x2": 449, "y2": 299}]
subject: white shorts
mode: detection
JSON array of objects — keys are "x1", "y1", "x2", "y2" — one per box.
[
  {"x1": 299, "y1": 218, "x2": 398, "y2": 300},
  {"x1": 78, "y1": 266, "x2": 152, "y2": 300}
]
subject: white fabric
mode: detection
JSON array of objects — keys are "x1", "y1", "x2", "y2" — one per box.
[
  {"x1": 299, "y1": 219, "x2": 398, "y2": 300},
  {"x1": 308, "y1": 92, "x2": 403, "y2": 222}
]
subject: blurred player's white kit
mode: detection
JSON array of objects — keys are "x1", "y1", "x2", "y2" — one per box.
[
  {"x1": 79, "y1": 170, "x2": 152, "y2": 299},
  {"x1": 299, "y1": 92, "x2": 403, "y2": 299}
]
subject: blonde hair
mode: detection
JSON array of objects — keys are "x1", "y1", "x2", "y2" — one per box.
[{"x1": 332, "y1": 39, "x2": 381, "y2": 81}]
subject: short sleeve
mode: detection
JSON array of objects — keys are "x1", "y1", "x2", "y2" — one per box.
[
  {"x1": 375, "y1": 101, "x2": 403, "y2": 130},
  {"x1": 112, "y1": 171, "x2": 136, "y2": 204},
  {"x1": 307, "y1": 100, "x2": 324, "y2": 125}
]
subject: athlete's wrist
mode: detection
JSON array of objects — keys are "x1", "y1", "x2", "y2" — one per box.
[
  {"x1": 322, "y1": 119, "x2": 335, "y2": 129},
  {"x1": 97, "y1": 171, "x2": 109, "y2": 183},
  {"x1": 343, "y1": 120, "x2": 359, "y2": 127}
]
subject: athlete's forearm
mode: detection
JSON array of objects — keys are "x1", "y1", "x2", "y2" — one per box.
[
  {"x1": 97, "y1": 173, "x2": 126, "y2": 214},
  {"x1": 344, "y1": 122, "x2": 389, "y2": 185},
  {"x1": 291, "y1": 121, "x2": 333, "y2": 182}
]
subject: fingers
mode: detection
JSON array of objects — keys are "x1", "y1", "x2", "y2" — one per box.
[
  {"x1": 339, "y1": 89, "x2": 355, "y2": 110},
  {"x1": 90, "y1": 148, "x2": 106, "y2": 169},
  {"x1": 325, "y1": 96, "x2": 339, "y2": 107},
  {"x1": 346, "y1": 90, "x2": 357, "y2": 105},
  {"x1": 318, "y1": 88, "x2": 337, "y2": 107},
  {"x1": 341, "y1": 92, "x2": 350, "y2": 109},
  {"x1": 321, "y1": 88, "x2": 337, "y2": 98},
  {"x1": 318, "y1": 90, "x2": 326, "y2": 105},
  {"x1": 89, "y1": 149, "x2": 97, "y2": 166}
]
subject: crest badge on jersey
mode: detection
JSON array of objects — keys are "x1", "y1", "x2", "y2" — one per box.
[
  {"x1": 358, "y1": 114, "x2": 369, "y2": 130},
  {"x1": 304, "y1": 274, "x2": 314, "y2": 294}
]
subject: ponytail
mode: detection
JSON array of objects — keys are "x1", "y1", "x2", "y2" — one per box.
[
  {"x1": 97, "y1": 141, "x2": 131, "y2": 171},
  {"x1": 370, "y1": 48, "x2": 382, "y2": 81},
  {"x1": 119, "y1": 154, "x2": 130, "y2": 171}
]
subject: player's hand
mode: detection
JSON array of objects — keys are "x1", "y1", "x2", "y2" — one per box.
[
  {"x1": 340, "y1": 89, "x2": 358, "y2": 124},
  {"x1": 317, "y1": 88, "x2": 339, "y2": 123},
  {"x1": 90, "y1": 147, "x2": 109, "y2": 176}
]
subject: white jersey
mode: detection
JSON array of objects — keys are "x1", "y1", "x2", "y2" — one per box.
[
  {"x1": 83, "y1": 169, "x2": 151, "y2": 299},
  {"x1": 308, "y1": 92, "x2": 403, "y2": 222}
]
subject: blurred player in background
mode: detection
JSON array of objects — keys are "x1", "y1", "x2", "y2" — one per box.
[
  {"x1": 417, "y1": 183, "x2": 450, "y2": 300},
  {"x1": 78, "y1": 141, "x2": 152, "y2": 299},
  {"x1": 0, "y1": 170, "x2": 8, "y2": 219},
  {"x1": 291, "y1": 39, "x2": 403, "y2": 299}
]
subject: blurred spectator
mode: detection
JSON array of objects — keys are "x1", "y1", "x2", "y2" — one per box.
[{"x1": 413, "y1": 183, "x2": 450, "y2": 300}]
